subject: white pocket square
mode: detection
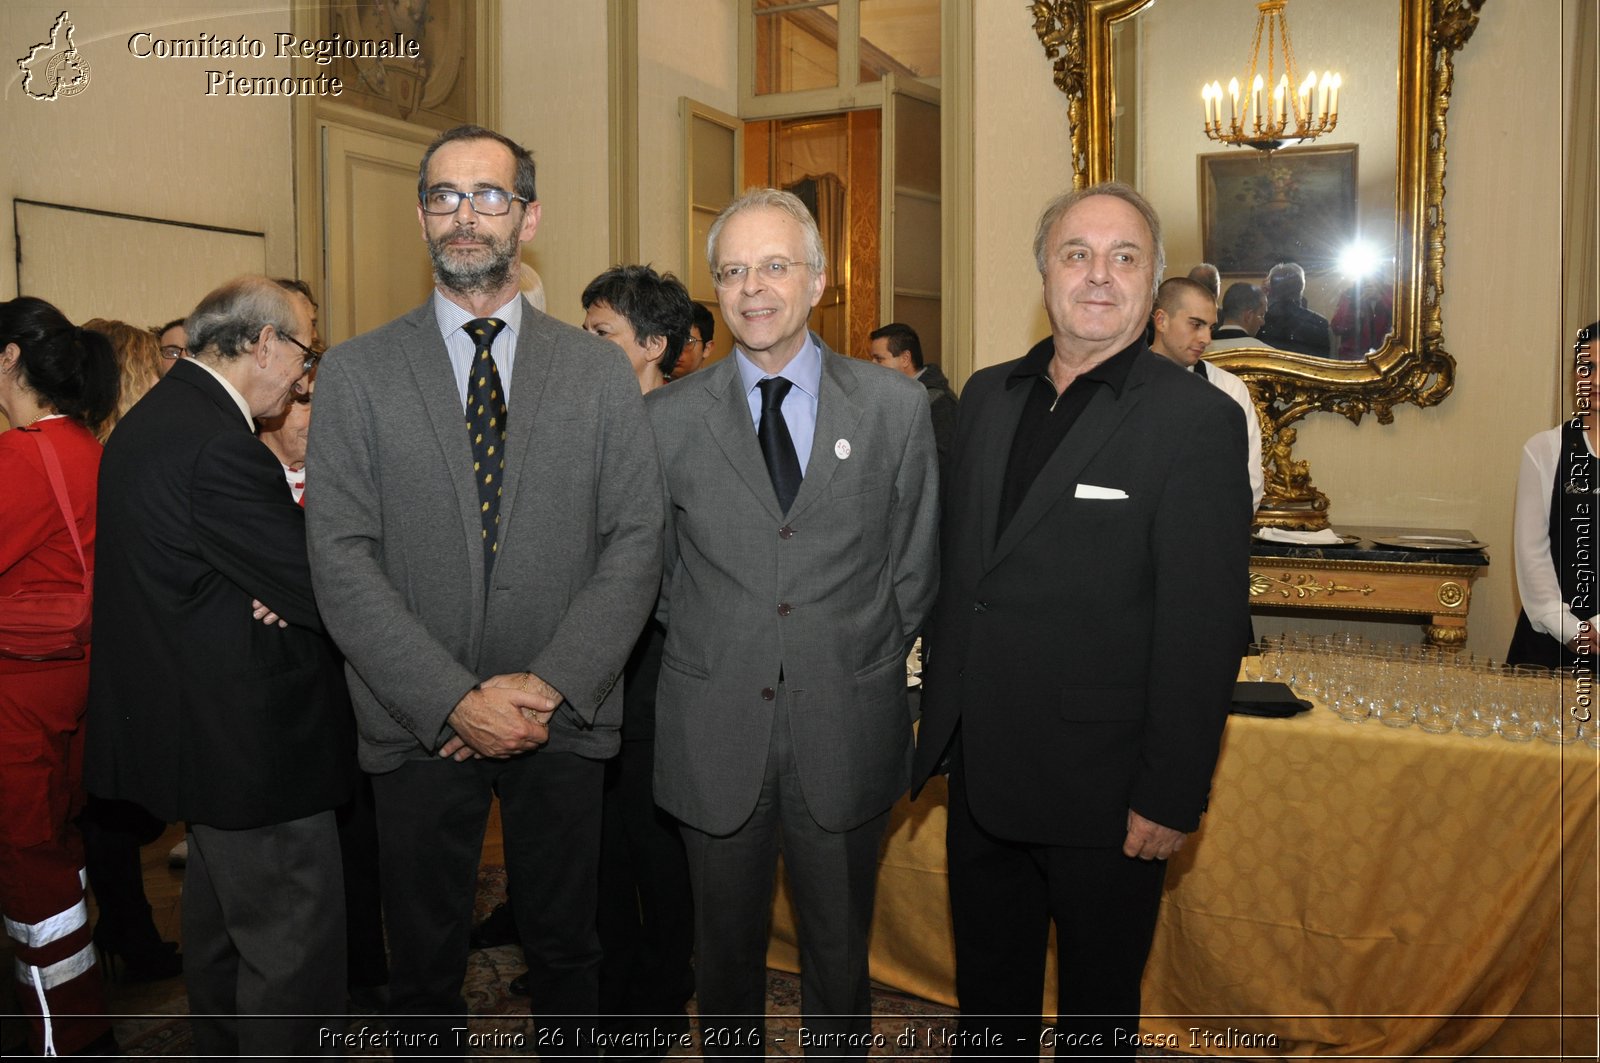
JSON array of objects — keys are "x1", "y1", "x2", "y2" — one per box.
[{"x1": 1074, "y1": 483, "x2": 1128, "y2": 500}]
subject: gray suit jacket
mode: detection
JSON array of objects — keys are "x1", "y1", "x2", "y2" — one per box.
[
  {"x1": 645, "y1": 337, "x2": 939, "y2": 834},
  {"x1": 306, "y1": 296, "x2": 664, "y2": 771}
]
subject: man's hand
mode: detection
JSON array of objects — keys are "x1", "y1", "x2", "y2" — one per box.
[
  {"x1": 1572, "y1": 625, "x2": 1598, "y2": 656},
  {"x1": 1123, "y1": 809, "x2": 1187, "y2": 861},
  {"x1": 251, "y1": 599, "x2": 288, "y2": 628},
  {"x1": 481, "y1": 671, "x2": 562, "y2": 728},
  {"x1": 443, "y1": 684, "x2": 553, "y2": 759}
]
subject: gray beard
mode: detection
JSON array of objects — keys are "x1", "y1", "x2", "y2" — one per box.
[{"x1": 429, "y1": 236, "x2": 517, "y2": 296}]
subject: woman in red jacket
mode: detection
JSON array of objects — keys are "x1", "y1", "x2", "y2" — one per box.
[{"x1": 0, "y1": 296, "x2": 119, "y2": 1057}]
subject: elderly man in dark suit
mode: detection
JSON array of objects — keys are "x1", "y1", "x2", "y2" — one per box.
[
  {"x1": 305, "y1": 125, "x2": 662, "y2": 1056},
  {"x1": 87, "y1": 275, "x2": 351, "y2": 1058},
  {"x1": 911, "y1": 183, "x2": 1251, "y2": 1060},
  {"x1": 646, "y1": 188, "x2": 939, "y2": 1057}
]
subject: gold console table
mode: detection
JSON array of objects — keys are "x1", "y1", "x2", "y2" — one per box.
[{"x1": 1249, "y1": 525, "x2": 1489, "y2": 648}]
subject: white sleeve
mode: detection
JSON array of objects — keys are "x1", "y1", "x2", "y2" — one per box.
[
  {"x1": 1512, "y1": 428, "x2": 1590, "y2": 644},
  {"x1": 1210, "y1": 368, "x2": 1264, "y2": 510}
]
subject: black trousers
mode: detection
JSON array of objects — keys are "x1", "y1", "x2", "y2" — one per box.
[
  {"x1": 371, "y1": 751, "x2": 603, "y2": 1058},
  {"x1": 336, "y1": 773, "x2": 389, "y2": 990},
  {"x1": 596, "y1": 736, "x2": 695, "y2": 1021},
  {"x1": 946, "y1": 763, "x2": 1167, "y2": 1062}
]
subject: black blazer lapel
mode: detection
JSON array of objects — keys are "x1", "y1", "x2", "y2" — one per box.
[
  {"x1": 988, "y1": 362, "x2": 1150, "y2": 570},
  {"x1": 976, "y1": 379, "x2": 1028, "y2": 573}
]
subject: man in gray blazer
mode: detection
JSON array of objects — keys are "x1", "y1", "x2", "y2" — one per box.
[
  {"x1": 646, "y1": 188, "x2": 939, "y2": 1056},
  {"x1": 306, "y1": 125, "x2": 662, "y2": 1054}
]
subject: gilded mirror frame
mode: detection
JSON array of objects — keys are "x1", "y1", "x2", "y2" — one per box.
[{"x1": 1031, "y1": 0, "x2": 1486, "y2": 527}]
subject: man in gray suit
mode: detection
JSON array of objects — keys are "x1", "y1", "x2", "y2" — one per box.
[
  {"x1": 646, "y1": 188, "x2": 939, "y2": 1056},
  {"x1": 306, "y1": 125, "x2": 662, "y2": 1054}
]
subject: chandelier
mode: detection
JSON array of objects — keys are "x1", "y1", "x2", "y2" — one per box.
[{"x1": 1201, "y1": 0, "x2": 1341, "y2": 152}]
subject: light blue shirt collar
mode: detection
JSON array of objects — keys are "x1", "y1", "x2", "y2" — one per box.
[
  {"x1": 432, "y1": 290, "x2": 523, "y2": 408},
  {"x1": 735, "y1": 335, "x2": 822, "y2": 477}
]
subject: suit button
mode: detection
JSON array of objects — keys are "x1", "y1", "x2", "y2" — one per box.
[
  {"x1": 778, "y1": 525, "x2": 795, "y2": 539},
  {"x1": 761, "y1": 687, "x2": 776, "y2": 701},
  {"x1": 777, "y1": 602, "x2": 793, "y2": 617},
  {"x1": 973, "y1": 601, "x2": 988, "y2": 613}
]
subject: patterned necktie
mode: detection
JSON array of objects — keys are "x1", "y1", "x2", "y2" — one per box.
[
  {"x1": 464, "y1": 317, "x2": 508, "y2": 575},
  {"x1": 756, "y1": 376, "x2": 802, "y2": 514}
]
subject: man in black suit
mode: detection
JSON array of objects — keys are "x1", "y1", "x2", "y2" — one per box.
[
  {"x1": 1257, "y1": 261, "x2": 1333, "y2": 357},
  {"x1": 86, "y1": 275, "x2": 353, "y2": 1058},
  {"x1": 911, "y1": 183, "x2": 1251, "y2": 1060}
]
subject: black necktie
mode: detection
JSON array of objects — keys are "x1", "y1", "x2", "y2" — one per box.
[
  {"x1": 756, "y1": 377, "x2": 803, "y2": 514},
  {"x1": 464, "y1": 317, "x2": 507, "y2": 575}
]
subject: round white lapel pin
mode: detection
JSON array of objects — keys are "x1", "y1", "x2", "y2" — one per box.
[{"x1": 834, "y1": 438, "x2": 851, "y2": 460}]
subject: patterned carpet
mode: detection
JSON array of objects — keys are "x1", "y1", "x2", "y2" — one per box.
[{"x1": 110, "y1": 866, "x2": 968, "y2": 1059}]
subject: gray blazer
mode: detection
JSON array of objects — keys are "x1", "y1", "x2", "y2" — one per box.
[
  {"x1": 306, "y1": 297, "x2": 664, "y2": 771},
  {"x1": 645, "y1": 337, "x2": 939, "y2": 834}
]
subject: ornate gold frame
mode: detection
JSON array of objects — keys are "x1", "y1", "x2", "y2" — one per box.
[{"x1": 1031, "y1": 0, "x2": 1486, "y2": 528}]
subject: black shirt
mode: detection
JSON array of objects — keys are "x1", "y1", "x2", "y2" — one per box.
[{"x1": 998, "y1": 336, "x2": 1140, "y2": 536}]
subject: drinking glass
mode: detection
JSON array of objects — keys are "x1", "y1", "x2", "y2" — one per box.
[{"x1": 1457, "y1": 666, "x2": 1500, "y2": 738}]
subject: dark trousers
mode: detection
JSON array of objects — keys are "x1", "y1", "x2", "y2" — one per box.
[
  {"x1": 680, "y1": 689, "x2": 888, "y2": 1059},
  {"x1": 597, "y1": 736, "x2": 695, "y2": 1021},
  {"x1": 946, "y1": 764, "x2": 1167, "y2": 1062},
  {"x1": 184, "y1": 811, "x2": 346, "y2": 1058},
  {"x1": 371, "y1": 751, "x2": 603, "y2": 1058},
  {"x1": 335, "y1": 774, "x2": 388, "y2": 990},
  {"x1": 79, "y1": 795, "x2": 167, "y2": 961}
]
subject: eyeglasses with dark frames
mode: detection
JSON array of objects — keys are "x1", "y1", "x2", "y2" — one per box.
[
  {"x1": 160, "y1": 345, "x2": 186, "y2": 360},
  {"x1": 420, "y1": 186, "x2": 529, "y2": 216},
  {"x1": 277, "y1": 330, "x2": 322, "y2": 373}
]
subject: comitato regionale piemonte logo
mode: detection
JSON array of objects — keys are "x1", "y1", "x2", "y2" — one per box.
[{"x1": 18, "y1": 10, "x2": 91, "y2": 101}]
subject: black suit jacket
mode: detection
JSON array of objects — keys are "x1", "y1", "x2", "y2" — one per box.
[
  {"x1": 86, "y1": 360, "x2": 354, "y2": 830},
  {"x1": 911, "y1": 341, "x2": 1250, "y2": 847},
  {"x1": 918, "y1": 364, "x2": 960, "y2": 487}
]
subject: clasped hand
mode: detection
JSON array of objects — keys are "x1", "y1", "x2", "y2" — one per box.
[{"x1": 439, "y1": 672, "x2": 562, "y2": 761}]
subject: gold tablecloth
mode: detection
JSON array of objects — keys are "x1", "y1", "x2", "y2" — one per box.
[{"x1": 769, "y1": 702, "x2": 1599, "y2": 1059}]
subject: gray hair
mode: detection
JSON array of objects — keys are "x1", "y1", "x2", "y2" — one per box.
[
  {"x1": 1032, "y1": 181, "x2": 1165, "y2": 299},
  {"x1": 1265, "y1": 262, "x2": 1306, "y2": 303},
  {"x1": 1187, "y1": 262, "x2": 1221, "y2": 300},
  {"x1": 706, "y1": 188, "x2": 827, "y2": 280},
  {"x1": 186, "y1": 275, "x2": 301, "y2": 361}
]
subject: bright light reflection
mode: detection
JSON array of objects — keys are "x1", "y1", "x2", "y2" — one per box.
[{"x1": 1338, "y1": 241, "x2": 1382, "y2": 280}]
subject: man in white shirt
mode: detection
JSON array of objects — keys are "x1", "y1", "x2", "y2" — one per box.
[
  {"x1": 1509, "y1": 322, "x2": 1598, "y2": 664},
  {"x1": 1151, "y1": 277, "x2": 1264, "y2": 509}
]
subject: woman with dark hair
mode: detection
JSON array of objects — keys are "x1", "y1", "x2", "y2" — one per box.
[
  {"x1": 0, "y1": 296, "x2": 119, "y2": 1057},
  {"x1": 581, "y1": 263, "x2": 694, "y2": 394},
  {"x1": 1508, "y1": 321, "x2": 1600, "y2": 669}
]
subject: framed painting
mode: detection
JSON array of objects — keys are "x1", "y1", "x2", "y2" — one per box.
[
  {"x1": 313, "y1": 0, "x2": 496, "y2": 131},
  {"x1": 1200, "y1": 144, "x2": 1359, "y2": 276}
]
